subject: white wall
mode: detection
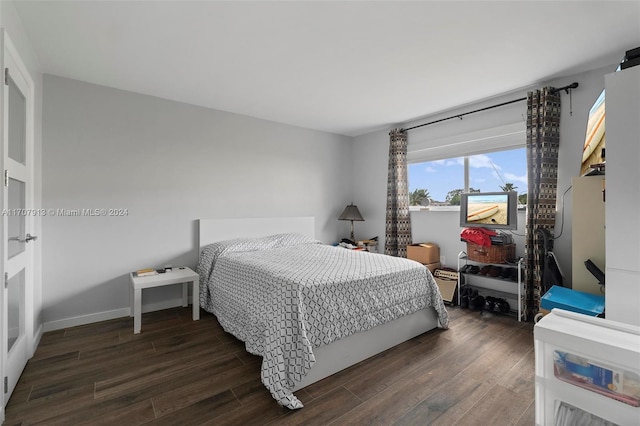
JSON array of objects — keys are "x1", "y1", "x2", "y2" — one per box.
[
  {"x1": 42, "y1": 75, "x2": 353, "y2": 329},
  {"x1": 352, "y1": 64, "x2": 617, "y2": 285}
]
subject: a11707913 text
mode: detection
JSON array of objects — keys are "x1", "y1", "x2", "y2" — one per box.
[{"x1": 1, "y1": 208, "x2": 129, "y2": 217}]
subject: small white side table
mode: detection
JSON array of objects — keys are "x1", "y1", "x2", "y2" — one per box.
[{"x1": 129, "y1": 266, "x2": 200, "y2": 334}]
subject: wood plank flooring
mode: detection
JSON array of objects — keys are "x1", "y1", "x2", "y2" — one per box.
[{"x1": 4, "y1": 306, "x2": 535, "y2": 425}]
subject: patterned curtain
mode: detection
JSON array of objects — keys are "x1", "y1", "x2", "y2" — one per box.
[
  {"x1": 523, "y1": 88, "x2": 561, "y2": 320},
  {"x1": 385, "y1": 129, "x2": 412, "y2": 257}
]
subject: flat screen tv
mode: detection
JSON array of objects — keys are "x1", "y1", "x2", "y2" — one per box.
[{"x1": 459, "y1": 191, "x2": 518, "y2": 230}]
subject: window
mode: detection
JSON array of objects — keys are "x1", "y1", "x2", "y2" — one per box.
[{"x1": 408, "y1": 147, "x2": 527, "y2": 210}]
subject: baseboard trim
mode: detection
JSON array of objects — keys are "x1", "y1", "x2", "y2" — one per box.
[
  {"x1": 43, "y1": 308, "x2": 131, "y2": 332},
  {"x1": 31, "y1": 323, "x2": 44, "y2": 356},
  {"x1": 42, "y1": 298, "x2": 192, "y2": 332}
]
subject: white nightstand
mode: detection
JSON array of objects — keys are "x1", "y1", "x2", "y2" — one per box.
[{"x1": 129, "y1": 266, "x2": 200, "y2": 334}]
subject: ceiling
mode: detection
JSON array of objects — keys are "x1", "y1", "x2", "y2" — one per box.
[{"x1": 13, "y1": 1, "x2": 640, "y2": 137}]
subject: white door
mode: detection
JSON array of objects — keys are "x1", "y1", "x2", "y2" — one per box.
[{"x1": 1, "y1": 31, "x2": 35, "y2": 410}]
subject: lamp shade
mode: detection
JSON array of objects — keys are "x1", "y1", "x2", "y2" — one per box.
[{"x1": 338, "y1": 204, "x2": 364, "y2": 222}]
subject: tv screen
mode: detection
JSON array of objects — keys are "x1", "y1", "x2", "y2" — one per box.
[
  {"x1": 459, "y1": 191, "x2": 518, "y2": 230},
  {"x1": 580, "y1": 89, "x2": 605, "y2": 176}
]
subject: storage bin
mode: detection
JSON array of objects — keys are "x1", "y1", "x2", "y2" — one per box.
[{"x1": 540, "y1": 285, "x2": 605, "y2": 317}]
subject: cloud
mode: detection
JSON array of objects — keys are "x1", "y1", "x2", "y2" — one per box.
[
  {"x1": 424, "y1": 166, "x2": 437, "y2": 173},
  {"x1": 469, "y1": 154, "x2": 500, "y2": 170},
  {"x1": 504, "y1": 172, "x2": 528, "y2": 185},
  {"x1": 445, "y1": 157, "x2": 464, "y2": 167}
]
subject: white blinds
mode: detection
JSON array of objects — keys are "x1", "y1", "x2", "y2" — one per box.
[{"x1": 407, "y1": 122, "x2": 525, "y2": 163}]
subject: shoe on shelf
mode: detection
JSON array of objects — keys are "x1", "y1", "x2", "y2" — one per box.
[
  {"x1": 459, "y1": 286, "x2": 470, "y2": 308},
  {"x1": 473, "y1": 295, "x2": 485, "y2": 311},
  {"x1": 501, "y1": 267, "x2": 512, "y2": 279},
  {"x1": 458, "y1": 264, "x2": 469, "y2": 273},
  {"x1": 478, "y1": 265, "x2": 492, "y2": 276},
  {"x1": 488, "y1": 266, "x2": 502, "y2": 277},
  {"x1": 467, "y1": 265, "x2": 480, "y2": 274},
  {"x1": 484, "y1": 296, "x2": 496, "y2": 311},
  {"x1": 495, "y1": 298, "x2": 511, "y2": 313},
  {"x1": 469, "y1": 290, "x2": 485, "y2": 311}
]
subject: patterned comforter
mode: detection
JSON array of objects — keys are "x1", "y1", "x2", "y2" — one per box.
[{"x1": 197, "y1": 233, "x2": 449, "y2": 409}]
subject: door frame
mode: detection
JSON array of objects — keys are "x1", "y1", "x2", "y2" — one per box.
[{"x1": 0, "y1": 29, "x2": 37, "y2": 419}]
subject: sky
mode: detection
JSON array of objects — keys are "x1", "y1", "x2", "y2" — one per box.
[{"x1": 408, "y1": 147, "x2": 527, "y2": 202}]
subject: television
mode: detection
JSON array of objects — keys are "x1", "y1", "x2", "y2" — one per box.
[{"x1": 459, "y1": 191, "x2": 518, "y2": 230}]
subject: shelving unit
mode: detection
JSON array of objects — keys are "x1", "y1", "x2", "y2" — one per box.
[
  {"x1": 534, "y1": 309, "x2": 640, "y2": 425},
  {"x1": 458, "y1": 250, "x2": 524, "y2": 321}
]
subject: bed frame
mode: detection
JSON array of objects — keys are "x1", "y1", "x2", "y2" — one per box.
[{"x1": 198, "y1": 216, "x2": 441, "y2": 391}]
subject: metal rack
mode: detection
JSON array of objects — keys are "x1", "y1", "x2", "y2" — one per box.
[{"x1": 458, "y1": 250, "x2": 524, "y2": 321}]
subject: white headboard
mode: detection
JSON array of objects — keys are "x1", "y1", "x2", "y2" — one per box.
[{"x1": 198, "y1": 216, "x2": 315, "y2": 250}]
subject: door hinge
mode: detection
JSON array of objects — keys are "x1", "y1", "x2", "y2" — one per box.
[
  {"x1": 4, "y1": 68, "x2": 8, "y2": 86},
  {"x1": 4, "y1": 272, "x2": 7, "y2": 289},
  {"x1": 3, "y1": 376, "x2": 7, "y2": 393},
  {"x1": 4, "y1": 169, "x2": 8, "y2": 187}
]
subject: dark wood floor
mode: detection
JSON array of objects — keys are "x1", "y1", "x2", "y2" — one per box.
[{"x1": 4, "y1": 306, "x2": 535, "y2": 425}]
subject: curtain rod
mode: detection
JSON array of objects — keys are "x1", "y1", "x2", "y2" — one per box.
[{"x1": 403, "y1": 82, "x2": 579, "y2": 132}]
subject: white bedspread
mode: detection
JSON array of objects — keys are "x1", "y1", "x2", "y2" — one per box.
[{"x1": 197, "y1": 233, "x2": 449, "y2": 409}]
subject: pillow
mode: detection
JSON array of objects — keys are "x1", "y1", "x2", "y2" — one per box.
[
  {"x1": 196, "y1": 233, "x2": 320, "y2": 283},
  {"x1": 260, "y1": 232, "x2": 320, "y2": 249}
]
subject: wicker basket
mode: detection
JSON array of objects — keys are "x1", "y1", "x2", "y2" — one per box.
[{"x1": 466, "y1": 242, "x2": 515, "y2": 264}]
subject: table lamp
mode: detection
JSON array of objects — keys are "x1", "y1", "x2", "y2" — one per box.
[{"x1": 338, "y1": 203, "x2": 364, "y2": 242}]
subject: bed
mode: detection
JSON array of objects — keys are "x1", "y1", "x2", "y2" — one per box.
[{"x1": 197, "y1": 217, "x2": 449, "y2": 409}]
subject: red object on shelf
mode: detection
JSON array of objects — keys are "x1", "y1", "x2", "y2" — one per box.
[{"x1": 460, "y1": 227, "x2": 497, "y2": 247}]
